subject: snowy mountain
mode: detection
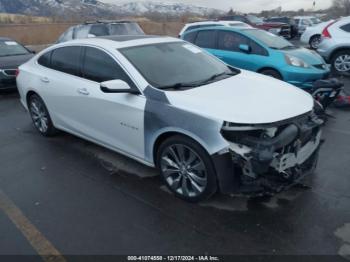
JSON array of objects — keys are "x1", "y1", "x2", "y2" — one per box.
[{"x1": 0, "y1": 0, "x2": 223, "y2": 18}]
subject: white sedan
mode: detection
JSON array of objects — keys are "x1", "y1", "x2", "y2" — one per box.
[
  {"x1": 17, "y1": 35, "x2": 323, "y2": 202},
  {"x1": 301, "y1": 20, "x2": 334, "y2": 49}
]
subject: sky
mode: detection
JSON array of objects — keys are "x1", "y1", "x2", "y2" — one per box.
[{"x1": 102, "y1": 0, "x2": 333, "y2": 12}]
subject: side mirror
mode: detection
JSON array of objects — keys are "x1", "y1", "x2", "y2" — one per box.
[
  {"x1": 239, "y1": 44, "x2": 251, "y2": 53},
  {"x1": 100, "y1": 80, "x2": 139, "y2": 94}
]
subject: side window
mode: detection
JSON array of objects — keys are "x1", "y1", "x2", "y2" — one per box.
[
  {"x1": 195, "y1": 30, "x2": 216, "y2": 49},
  {"x1": 185, "y1": 25, "x2": 200, "y2": 33},
  {"x1": 82, "y1": 47, "x2": 135, "y2": 88},
  {"x1": 89, "y1": 24, "x2": 109, "y2": 36},
  {"x1": 183, "y1": 31, "x2": 197, "y2": 43},
  {"x1": 217, "y1": 31, "x2": 249, "y2": 52},
  {"x1": 38, "y1": 51, "x2": 52, "y2": 67},
  {"x1": 249, "y1": 41, "x2": 268, "y2": 56},
  {"x1": 51, "y1": 46, "x2": 82, "y2": 76},
  {"x1": 340, "y1": 23, "x2": 350, "y2": 32}
]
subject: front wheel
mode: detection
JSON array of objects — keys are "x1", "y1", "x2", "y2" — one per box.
[
  {"x1": 156, "y1": 135, "x2": 217, "y2": 202},
  {"x1": 28, "y1": 94, "x2": 57, "y2": 136}
]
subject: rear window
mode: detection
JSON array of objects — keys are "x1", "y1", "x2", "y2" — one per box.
[
  {"x1": 340, "y1": 23, "x2": 350, "y2": 33},
  {"x1": 0, "y1": 40, "x2": 29, "y2": 57},
  {"x1": 50, "y1": 46, "x2": 82, "y2": 76},
  {"x1": 89, "y1": 24, "x2": 109, "y2": 36},
  {"x1": 110, "y1": 23, "x2": 145, "y2": 35},
  {"x1": 195, "y1": 30, "x2": 216, "y2": 49}
]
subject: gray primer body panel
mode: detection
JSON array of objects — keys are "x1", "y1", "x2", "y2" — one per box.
[{"x1": 143, "y1": 86, "x2": 229, "y2": 165}]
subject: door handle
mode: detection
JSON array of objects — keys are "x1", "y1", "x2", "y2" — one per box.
[
  {"x1": 41, "y1": 77, "x2": 50, "y2": 83},
  {"x1": 77, "y1": 88, "x2": 90, "y2": 96}
]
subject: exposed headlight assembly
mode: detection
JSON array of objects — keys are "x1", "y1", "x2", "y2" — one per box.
[{"x1": 285, "y1": 54, "x2": 310, "y2": 68}]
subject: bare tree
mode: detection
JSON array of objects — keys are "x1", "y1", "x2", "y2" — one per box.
[{"x1": 332, "y1": 0, "x2": 350, "y2": 16}]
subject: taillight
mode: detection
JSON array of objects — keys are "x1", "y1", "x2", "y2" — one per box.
[
  {"x1": 15, "y1": 68, "x2": 20, "y2": 77},
  {"x1": 322, "y1": 20, "x2": 337, "y2": 38}
]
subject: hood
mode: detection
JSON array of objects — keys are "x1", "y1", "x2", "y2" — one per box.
[
  {"x1": 281, "y1": 47, "x2": 326, "y2": 66},
  {"x1": 0, "y1": 54, "x2": 34, "y2": 69},
  {"x1": 166, "y1": 70, "x2": 313, "y2": 125}
]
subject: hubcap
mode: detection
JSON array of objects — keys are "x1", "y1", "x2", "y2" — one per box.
[
  {"x1": 30, "y1": 99, "x2": 48, "y2": 133},
  {"x1": 310, "y1": 37, "x2": 320, "y2": 49},
  {"x1": 160, "y1": 144, "x2": 207, "y2": 198},
  {"x1": 335, "y1": 55, "x2": 350, "y2": 72}
]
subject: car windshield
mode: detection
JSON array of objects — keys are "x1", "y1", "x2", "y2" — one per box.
[
  {"x1": 110, "y1": 23, "x2": 145, "y2": 35},
  {"x1": 247, "y1": 15, "x2": 264, "y2": 24},
  {"x1": 243, "y1": 29, "x2": 295, "y2": 50},
  {"x1": 120, "y1": 42, "x2": 236, "y2": 89},
  {"x1": 0, "y1": 40, "x2": 29, "y2": 57},
  {"x1": 311, "y1": 17, "x2": 321, "y2": 24}
]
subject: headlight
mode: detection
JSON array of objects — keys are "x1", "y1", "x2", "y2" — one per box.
[{"x1": 285, "y1": 54, "x2": 310, "y2": 68}]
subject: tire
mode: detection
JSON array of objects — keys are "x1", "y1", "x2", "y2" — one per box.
[
  {"x1": 330, "y1": 50, "x2": 350, "y2": 76},
  {"x1": 156, "y1": 135, "x2": 217, "y2": 202},
  {"x1": 28, "y1": 94, "x2": 57, "y2": 137},
  {"x1": 309, "y1": 35, "x2": 321, "y2": 50},
  {"x1": 259, "y1": 69, "x2": 283, "y2": 80}
]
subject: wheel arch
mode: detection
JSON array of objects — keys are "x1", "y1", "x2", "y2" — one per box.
[
  {"x1": 26, "y1": 90, "x2": 39, "y2": 108},
  {"x1": 329, "y1": 47, "x2": 350, "y2": 62},
  {"x1": 257, "y1": 67, "x2": 283, "y2": 80},
  {"x1": 151, "y1": 129, "x2": 213, "y2": 167}
]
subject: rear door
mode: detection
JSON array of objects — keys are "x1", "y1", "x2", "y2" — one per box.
[{"x1": 36, "y1": 46, "x2": 86, "y2": 130}]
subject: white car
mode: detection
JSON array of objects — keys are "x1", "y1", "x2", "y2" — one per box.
[
  {"x1": 294, "y1": 16, "x2": 322, "y2": 35},
  {"x1": 318, "y1": 17, "x2": 350, "y2": 74},
  {"x1": 17, "y1": 36, "x2": 323, "y2": 202},
  {"x1": 179, "y1": 20, "x2": 251, "y2": 38},
  {"x1": 300, "y1": 20, "x2": 334, "y2": 49}
]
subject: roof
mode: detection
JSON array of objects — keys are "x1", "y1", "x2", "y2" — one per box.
[
  {"x1": 99, "y1": 35, "x2": 161, "y2": 42},
  {"x1": 84, "y1": 20, "x2": 136, "y2": 24}
]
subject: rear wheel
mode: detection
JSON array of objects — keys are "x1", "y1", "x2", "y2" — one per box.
[
  {"x1": 28, "y1": 94, "x2": 57, "y2": 136},
  {"x1": 156, "y1": 135, "x2": 217, "y2": 202},
  {"x1": 259, "y1": 69, "x2": 283, "y2": 80},
  {"x1": 309, "y1": 35, "x2": 321, "y2": 50},
  {"x1": 330, "y1": 50, "x2": 350, "y2": 75}
]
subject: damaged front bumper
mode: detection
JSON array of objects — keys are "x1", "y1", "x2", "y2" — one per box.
[{"x1": 215, "y1": 111, "x2": 323, "y2": 196}]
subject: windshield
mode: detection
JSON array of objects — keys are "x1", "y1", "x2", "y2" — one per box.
[
  {"x1": 311, "y1": 17, "x2": 321, "y2": 24},
  {"x1": 243, "y1": 29, "x2": 295, "y2": 50},
  {"x1": 120, "y1": 42, "x2": 235, "y2": 89},
  {"x1": 0, "y1": 40, "x2": 29, "y2": 57},
  {"x1": 247, "y1": 15, "x2": 264, "y2": 24},
  {"x1": 110, "y1": 23, "x2": 145, "y2": 35}
]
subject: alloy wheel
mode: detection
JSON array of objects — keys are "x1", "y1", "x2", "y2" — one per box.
[
  {"x1": 160, "y1": 144, "x2": 207, "y2": 198},
  {"x1": 310, "y1": 36, "x2": 321, "y2": 49},
  {"x1": 30, "y1": 99, "x2": 49, "y2": 133},
  {"x1": 334, "y1": 55, "x2": 350, "y2": 72}
]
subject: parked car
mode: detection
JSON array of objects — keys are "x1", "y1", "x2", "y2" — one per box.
[
  {"x1": 220, "y1": 14, "x2": 291, "y2": 38},
  {"x1": 265, "y1": 16, "x2": 298, "y2": 38},
  {"x1": 300, "y1": 20, "x2": 334, "y2": 49},
  {"x1": 0, "y1": 37, "x2": 35, "y2": 91},
  {"x1": 57, "y1": 20, "x2": 145, "y2": 43},
  {"x1": 318, "y1": 17, "x2": 350, "y2": 75},
  {"x1": 179, "y1": 20, "x2": 251, "y2": 38},
  {"x1": 17, "y1": 35, "x2": 323, "y2": 202},
  {"x1": 294, "y1": 16, "x2": 322, "y2": 35},
  {"x1": 182, "y1": 26, "x2": 342, "y2": 108}
]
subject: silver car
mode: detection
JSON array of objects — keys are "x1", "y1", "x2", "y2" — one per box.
[{"x1": 318, "y1": 17, "x2": 350, "y2": 74}]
